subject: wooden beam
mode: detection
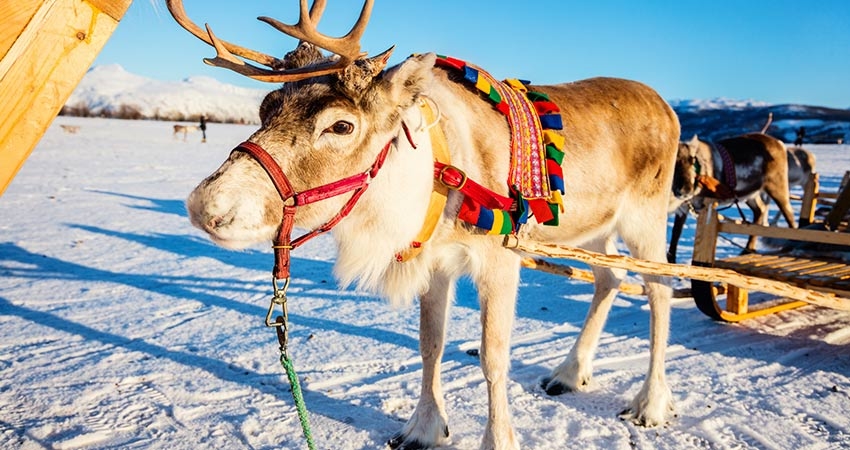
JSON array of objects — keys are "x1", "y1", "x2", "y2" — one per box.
[
  {"x1": 503, "y1": 235, "x2": 850, "y2": 312},
  {"x1": 718, "y1": 220, "x2": 850, "y2": 246},
  {"x1": 520, "y1": 257, "x2": 647, "y2": 296},
  {"x1": 0, "y1": 0, "x2": 133, "y2": 196}
]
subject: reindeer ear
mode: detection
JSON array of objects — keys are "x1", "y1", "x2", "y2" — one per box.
[
  {"x1": 336, "y1": 46, "x2": 396, "y2": 99},
  {"x1": 689, "y1": 134, "x2": 700, "y2": 145},
  {"x1": 382, "y1": 52, "x2": 436, "y2": 107}
]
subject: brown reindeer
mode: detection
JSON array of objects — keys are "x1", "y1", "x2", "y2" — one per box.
[
  {"x1": 173, "y1": 124, "x2": 200, "y2": 141},
  {"x1": 668, "y1": 133, "x2": 798, "y2": 263},
  {"x1": 767, "y1": 146, "x2": 816, "y2": 225},
  {"x1": 168, "y1": 1, "x2": 680, "y2": 448}
]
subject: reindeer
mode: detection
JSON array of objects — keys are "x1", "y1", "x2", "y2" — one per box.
[
  {"x1": 167, "y1": 1, "x2": 680, "y2": 448},
  {"x1": 173, "y1": 124, "x2": 200, "y2": 141},
  {"x1": 668, "y1": 133, "x2": 798, "y2": 263}
]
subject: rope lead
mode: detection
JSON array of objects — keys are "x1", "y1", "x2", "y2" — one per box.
[{"x1": 281, "y1": 351, "x2": 316, "y2": 450}]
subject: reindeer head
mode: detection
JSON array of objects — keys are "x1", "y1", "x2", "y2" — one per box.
[
  {"x1": 170, "y1": 0, "x2": 437, "y2": 249},
  {"x1": 671, "y1": 134, "x2": 705, "y2": 201}
]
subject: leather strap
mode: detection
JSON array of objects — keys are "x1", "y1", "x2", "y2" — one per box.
[
  {"x1": 396, "y1": 100, "x2": 451, "y2": 262},
  {"x1": 433, "y1": 161, "x2": 514, "y2": 211},
  {"x1": 233, "y1": 137, "x2": 395, "y2": 279}
]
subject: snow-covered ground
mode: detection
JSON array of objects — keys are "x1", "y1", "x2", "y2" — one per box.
[{"x1": 2, "y1": 117, "x2": 850, "y2": 450}]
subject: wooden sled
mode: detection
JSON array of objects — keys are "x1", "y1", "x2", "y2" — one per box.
[
  {"x1": 0, "y1": 0, "x2": 133, "y2": 196},
  {"x1": 689, "y1": 171, "x2": 850, "y2": 322},
  {"x1": 506, "y1": 171, "x2": 850, "y2": 322},
  {"x1": 505, "y1": 233, "x2": 850, "y2": 322},
  {"x1": 510, "y1": 171, "x2": 850, "y2": 323}
]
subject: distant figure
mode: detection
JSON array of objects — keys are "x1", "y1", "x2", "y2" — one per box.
[
  {"x1": 794, "y1": 126, "x2": 806, "y2": 147},
  {"x1": 199, "y1": 115, "x2": 207, "y2": 143}
]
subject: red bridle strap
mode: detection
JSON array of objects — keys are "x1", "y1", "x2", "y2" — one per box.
[{"x1": 233, "y1": 137, "x2": 395, "y2": 279}]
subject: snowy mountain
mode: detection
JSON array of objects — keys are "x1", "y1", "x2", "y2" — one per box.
[
  {"x1": 64, "y1": 65, "x2": 850, "y2": 143},
  {"x1": 668, "y1": 97, "x2": 772, "y2": 111},
  {"x1": 64, "y1": 64, "x2": 269, "y2": 124},
  {"x1": 670, "y1": 98, "x2": 850, "y2": 144}
]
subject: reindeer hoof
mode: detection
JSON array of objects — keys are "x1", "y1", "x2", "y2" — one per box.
[
  {"x1": 387, "y1": 426, "x2": 449, "y2": 450},
  {"x1": 387, "y1": 434, "x2": 428, "y2": 450},
  {"x1": 540, "y1": 376, "x2": 573, "y2": 396}
]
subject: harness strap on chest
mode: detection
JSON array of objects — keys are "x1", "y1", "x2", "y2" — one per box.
[{"x1": 396, "y1": 100, "x2": 451, "y2": 262}]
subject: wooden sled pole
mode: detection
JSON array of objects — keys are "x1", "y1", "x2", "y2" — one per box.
[
  {"x1": 520, "y1": 257, "x2": 647, "y2": 296},
  {"x1": 504, "y1": 235, "x2": 850, "y2": 312}
]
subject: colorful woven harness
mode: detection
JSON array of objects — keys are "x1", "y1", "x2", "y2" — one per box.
[
  {"x1": 696, "y1": 142, "x2": 738, "y2": 200},
  {"x1": 435, "y1": 55, "x2": 565, "y2": 234}
]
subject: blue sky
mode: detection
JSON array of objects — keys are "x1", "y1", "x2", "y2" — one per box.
[{"x1": 95, "y1": 0, "x2": 850, "y2": 108}]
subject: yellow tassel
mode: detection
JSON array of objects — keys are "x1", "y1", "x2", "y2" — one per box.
[
  {"x1": 505, "y1": 78, "x2": 527, "y2": 92},
  {"x1": 543, "y1": 130, "x2": 565, "y2": 149},
  {"x1": 475, "y1": 76, "x2": 491, "y2": 95},
  {"x1": 488, "y1": 210, "x2": 505, "y2": 235},
  {"x1": 549, "y1": 190, "x2": 565, "y2": 213}
]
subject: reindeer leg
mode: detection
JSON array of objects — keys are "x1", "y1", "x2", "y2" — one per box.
[
  {"x1": 667, "y1": 212, "x2": 687, "y2": 264},
  {"x1": 542, "y1": 237, "x2": 624, "y2": 395},
  {"x1": 617, "y1": 213, "x2": 674, "y2": 426},
  {"x1": 744, "y1": 196, "x2": 769, "y2": 252},
  {"x1": 476, "y1": 247, "x2": 521, "y2": 450},
  {"x1": 764, "y1": 191, "x2": 798, "y2": 229},
  {"x1": 388, "y1": 271, "x2": 453, "y2": 450}
]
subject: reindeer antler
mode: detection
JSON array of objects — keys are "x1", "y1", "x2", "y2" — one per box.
[{"x1": 165, "y1": 0, "x2": 374, "y2": 83}]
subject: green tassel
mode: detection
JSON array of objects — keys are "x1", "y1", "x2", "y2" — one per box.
[
  {"x1": 527, "y1": 91, "x2": 550, "y2": 102},
  {"x1": 546, "y1": 144, "x2": 565, "y2": 165},
  {"x1": 543, "y1": 203, "x2": 560, "y2": 226}
]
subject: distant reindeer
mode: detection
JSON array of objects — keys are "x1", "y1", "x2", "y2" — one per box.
[
  {"x1": 668, "y1": 133, "x2": 798, "y2": 263},
  {"x1": 169, "y1": 0, "x2": 681, "y2": 448},
  {"x1": 172, "y1": 124, "x2": 200, "y2": 141},
  {"x1": 59, "y1": 125, "x2": 80, "y2": 134}
]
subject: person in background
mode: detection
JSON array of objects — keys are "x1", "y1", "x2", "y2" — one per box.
[
  {"x1": 794, "y1": 126, "x2": 805, "y2": 147},
  {"x1": 200, "y1": 115, "x2": 207, "y2": 143}
]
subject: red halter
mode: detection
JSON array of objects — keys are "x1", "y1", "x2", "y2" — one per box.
[{"x1": 233, "y1": 126, "x2": 412, "y2": 280}]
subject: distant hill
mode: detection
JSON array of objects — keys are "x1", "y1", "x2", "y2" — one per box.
[
  {"x1": 63, "y1": 64, "x2": 268, "y2": 124},
  {"x1": 63, "y1": 65, "x2": 850, "y2": 143},
  {"x1": 670, "y1": 98, "x2": 850, "y2": 144}
]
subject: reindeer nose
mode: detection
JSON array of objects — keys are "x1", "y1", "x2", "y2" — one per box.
[{"x1": 206, "y1": 215, "x2": 224, "y2": 231}]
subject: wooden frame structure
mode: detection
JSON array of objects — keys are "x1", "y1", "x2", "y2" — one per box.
[
  {"x1": 508, "y1": 172, "x2": 850, "y2": 322},
  {"x1": 0, "y1": 0, "x2": 133, "y2": 196},
  {"x1": 690, "y1": 171, "x2": 850, "y2": 321}
]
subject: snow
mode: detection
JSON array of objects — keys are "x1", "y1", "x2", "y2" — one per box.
[{"x1": 2, "y1": 117, "x2": 850, "y2": 449}]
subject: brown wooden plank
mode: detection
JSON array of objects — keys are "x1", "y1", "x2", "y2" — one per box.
[
  {"x1": 808, "y1": 266, "x2": 850, "y2": 286},
  {"x1": 719, "y1": 220, "x2": 850, "y2": 247},
  {"x1": 771, "y1": 261, "x2": 832, "y2": 282},
  {"x1": 716, "y1": 255, "x2": 789, "y2": 272},
  {"x1": 795, "y1": 262, "x2": 849, "y2": 277},
  {"x1": 764, "y1": 259, "x2": 828, "y2": 276},
  {"x1": 0, "y1": 0, "x2": 132, "y2": 196},
  {"x1": 0, "y1": 0, "x2": 44, "y2": 60},
  {"x1": 693, "y1": 203, "x2": 720, "y2": 265}
]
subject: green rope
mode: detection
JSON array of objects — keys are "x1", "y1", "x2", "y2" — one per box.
[{"x1": 281, "y1": 352, "x2": 316, "y2": 450}]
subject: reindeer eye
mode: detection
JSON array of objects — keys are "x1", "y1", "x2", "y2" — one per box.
[{"x1": 325, "y1": 120, "x2": 354, "y2": 135}]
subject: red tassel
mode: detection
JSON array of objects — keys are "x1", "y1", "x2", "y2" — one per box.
[{"x1": 528, "y1": 199, "x2": 555, "y2": 224}]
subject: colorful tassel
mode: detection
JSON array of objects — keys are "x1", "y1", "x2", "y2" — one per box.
[{"x1": 435, "y1": 55, "x2": 569, "y2": 234}]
